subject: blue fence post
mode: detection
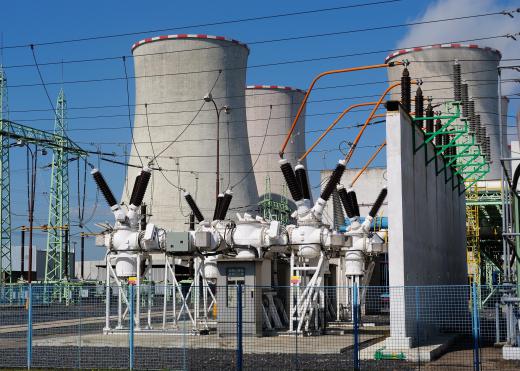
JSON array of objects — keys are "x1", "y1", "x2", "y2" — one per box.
[
  {"x1": 26, "y1": 284, "x2": 33, "y2": 369},
  {"x1": 415, "y1": 287, "x2": 420, "y2": 366},
  {"x1": 236, "y1": 284, "x2": 243, "y2": 371},
  {"x1": 129, "y1": 284, "x2": 135, "y2": 371},
  {"x1": 353, "y1": 283, "x2": 360, "y2": 371},
  {"x1": 471, "y1": 283, "x2": 480, "y2": 371}
]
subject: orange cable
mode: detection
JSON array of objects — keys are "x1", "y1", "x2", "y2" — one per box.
[
  {"x1": 299, "y1": 101, "x2": 377, "y2": 162},
  {"x1": 279, "y1": 62, "x2": 402, "y2": 157},
  {"x1": 343, "y1": 82, "x2": 406, "y2": 164},
  {"x1": 350, "y1": 141, "x2": 386, "y2": 186}
]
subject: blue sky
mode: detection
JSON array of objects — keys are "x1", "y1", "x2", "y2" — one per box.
[{"x1": 1, "y1": 0, "x2": 518, "y2": 261}]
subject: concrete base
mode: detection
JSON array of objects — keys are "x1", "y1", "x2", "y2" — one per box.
[
  {"x1": 360, "y1": 335, "x2": 456, "y2": 362},
  {"x1": 503, "y1": 346, "x2": 520, "y2": 360}
]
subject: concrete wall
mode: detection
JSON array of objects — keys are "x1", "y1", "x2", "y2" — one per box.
[{"x1": 385, "y1": 103, "x2": 467, "y2": 348}]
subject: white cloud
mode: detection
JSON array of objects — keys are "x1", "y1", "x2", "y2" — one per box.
[{"x1": 398, "y1": 0, "x2": 520, "y2": 94}]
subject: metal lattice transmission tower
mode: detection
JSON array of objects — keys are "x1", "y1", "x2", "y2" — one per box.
[
  {"x1": 0, "y1": 66, "x2": 11, "y2": 283},
  {"x1": 45, "y1": 89, "x2": 70, "y2": 282}
]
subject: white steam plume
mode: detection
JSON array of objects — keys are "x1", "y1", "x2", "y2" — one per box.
[{"x1": 397, "y1": 0, "x2": 520, "y2": 95}]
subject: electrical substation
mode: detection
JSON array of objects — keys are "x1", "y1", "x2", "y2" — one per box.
[{"x1": 1, "y1": 3, "x2": 520, "y2": 370}]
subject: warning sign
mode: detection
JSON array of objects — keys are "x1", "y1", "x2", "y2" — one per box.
[{"x1": 290, "y1": 275, "x2": 301, "y2": 285}]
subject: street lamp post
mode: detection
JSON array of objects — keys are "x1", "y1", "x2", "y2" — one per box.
[{"x1": 204, "y1": 93, "x2": 231, "y2": 198}]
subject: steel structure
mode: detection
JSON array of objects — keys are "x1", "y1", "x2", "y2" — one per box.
[
  {"x1": 258, "y1": 175, "x2": 290, "y2": 223},
  {"x1": 0, "y1": 66, "x2": 11, "y2": 283},
  {"x1": 45, "y1": 89, "x2": 70, "y2": 282},
  {"x1": 0, "y1": 118, "x2": 87, "y2": 283}
]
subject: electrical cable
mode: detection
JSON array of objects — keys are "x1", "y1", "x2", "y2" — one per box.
[
  {"x1": 3, "y1": 10, "x2": 516, "y2": 71},
  {"x1": 2, "y1": 1, "x2": 401, "y2": 49},
  {"x1": 151, "y1": 70, "x2": 222, "y2": 162},
  {"x1": 9, "y1": 34, "x2": 517, "y2": 91},
  {"x1": 12, "y1": 74, "x2": 518, "y2": 123},
  {"x1": 122, "y1": 56, "x2": 144, "y2": 167},
  {"x1": 8, "y1": 74, "x2": 520, "y2": 115}
]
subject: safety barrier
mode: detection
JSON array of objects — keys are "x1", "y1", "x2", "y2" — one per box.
[{"x1": 0, "y1": 283, "x2": 518, "y2": 370}]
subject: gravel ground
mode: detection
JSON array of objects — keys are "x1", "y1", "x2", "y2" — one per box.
[{"x1": 0, "y1": 345, "x2": 519, "y2": 370}]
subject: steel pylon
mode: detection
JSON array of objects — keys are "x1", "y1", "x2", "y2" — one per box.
[
  {"x1": 0, "y1": 66, "x2": 12, "y2": 284},
  {"x1": 44, "y1": 89, "x2": 70, "y2": 282}
]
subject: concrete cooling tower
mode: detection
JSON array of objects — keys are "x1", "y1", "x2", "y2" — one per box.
[
  {"x1": 245, "y1": 85, "x2": 307, "y2": 204},
  {"x1": 124, "y1": 34, "x2": 258, "y2": 231},
  {"x1": 385, "y1": 43, "x2": 504, "y2": 179}
]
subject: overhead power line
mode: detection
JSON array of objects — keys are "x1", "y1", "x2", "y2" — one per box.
[
  {"x1": 1, "y1": 9, "x2": 517, "y2": 70},
  {"x1": 10, "y1": 75, "x2": 518, "y2": 124},
  {"x1": 1, "y1": 1, "x2": 401, "y2": 50}
]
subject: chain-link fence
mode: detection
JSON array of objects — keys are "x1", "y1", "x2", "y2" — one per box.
[{"x1": 0, "y1": 283, "x2": 519, "y2": 370}]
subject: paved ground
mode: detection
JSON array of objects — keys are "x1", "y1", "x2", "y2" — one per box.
[{"x1": 1, "y1": 307, "x2": 519, "y2": 370}]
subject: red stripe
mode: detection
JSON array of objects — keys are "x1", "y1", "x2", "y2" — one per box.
[
  {"x1": 398, "y1": 49, "x2": 407, "y2": 54},
  {"x1": 215, "y1": 36, "x2": 225, "y2": 40},
  {"x1": 196, "y1": 34, "x2": 207, "y2": 38},
  {"x1": 159, "y1": 35, "x2": 168, "y2": 40},
  {"x1": 412, "y1": 47, "x2": 422, "y2": 52},
  {"x1": 468, "y1": 44, "x2": 478, "y2": 48},
  {"x1": 144, "y1": 38, "x2": 152, "y2": 43},
  {"x1": 450, "y1": 43, "x2": 461, "y2": 48},
  {"x1": 177, "y1": 34, "x2": 188, "y2": 38}
]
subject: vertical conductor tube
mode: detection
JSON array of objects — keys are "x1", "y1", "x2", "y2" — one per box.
[
  {"x1": 132, "y1": 168, "x2": 152, "y2": 207},
  {"x1": 415, "y1": 85, "x2": 424, "y2": 122},
  {"x1": 453, "y1": 62, "x2": 462, "y2": 101},
  {"x1": 475, "y1": 114, "x2": 483, "y2": 146},
  {"x1": 401, "y1": 67, "x2": 411, "y2": 113},
  {"x1": 425, "y1": 100, "x2": 434, "y2": 134},
  {"x1": 129, "y1": 175, "x2": 141, "y2": 207},
  {"x1": 91, "y1": 169, "x2": 117, "y2": 208},
  {"x1": 295, "y1": 164, "x2": 311, "y2": 200},
  {"x1": 140, "y1": 204, "x2": 147, "y2": 230},
  {"x1": 369, "y1": 187, "x2": 387, "y2": 218},
  {"x1": 279, "y1": 159, "x2": 303, "y2": 202},
  {"x1": 461, "y1": 83, "x2": 469, "y2": 118},
  {"x1": 332, "y1": 189, "x2": 345, "y2": 231},
  {"x1": 434, "y1": 118, "x2": 443, "y2": 147},
  {"x1": 184, "y1": 192, "x2": 204, "y2": 223},
  {"x1": 321, "y1": 160, "x2": 346, "y2": 201},
  {"x1": 347, "y1": 189, "x2": 360, "y2": 217},
  {"x1": 213, "y1": 193, "x2": 224, "y2": 221},
  {"x1": 337, "y1": 185, "x2": 355, "y2": 219},
  {"x1": 217, "y1": 190, "x2": 233, "y2": 220},
  {"x1": 469, "y1": 101, "x2": 476, "y2": 134}
]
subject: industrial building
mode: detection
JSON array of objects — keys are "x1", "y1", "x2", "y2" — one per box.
[{"x1": 1, "y1": 3, "x2": 520, "y2": 370}]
